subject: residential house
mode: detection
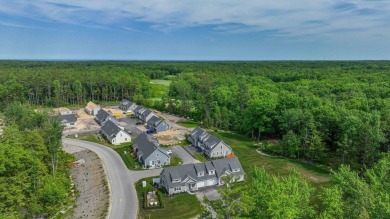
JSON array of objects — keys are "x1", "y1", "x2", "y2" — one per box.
[
  {"x1": 95, "y1": 109, "x2": 117, "y2": 126},
  {"x1": 147, "y1": 116, "x2": 170, "y2": 133},
  {"x1": 133, "y1": 132, "x2": 170, "y2": 168},
  {"x1": 59, "y1": 113, "x2": 77, "y2": 127},
  {"x1": 188, "y1": 128, "x2": 233, "y2": 158},
  {"x1": 100, "y1": 120, "x2": 131, "y2": 145},
  {"x1": 140, "y1": 109, "x2": 157, "y2": 122},
  {"x1": 159, "y1": 157, "x2": 244, "y2": 195},
  {"x1": 134, "y1": 106, "x2": 145, "y2": 120},
  {"x1": 119, "y1": 99, "x2": 138, "y2": 113},
  {"x1": 85, "y1": 101, "x2": 101, "y2": 115}
]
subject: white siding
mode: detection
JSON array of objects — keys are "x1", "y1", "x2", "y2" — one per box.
[
  {"x1": 197, "y1": 181, "x2": 205, "y2": 188},
  {"x1": 111, "y1": 130, "x2": 131, "y2": 145}
]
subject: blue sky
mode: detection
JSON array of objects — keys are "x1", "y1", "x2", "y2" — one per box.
[{"x1": 0, "y1": 0, "x2": 389, "y2": 60}]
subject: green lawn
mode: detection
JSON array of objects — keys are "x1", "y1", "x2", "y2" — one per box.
[
  {"x1": 150, "y1": 79, "x2": 172, "y2": 86},
  {"x1": 114, "y1": 145, "x2": 141, "y2": 170},
  {"x1": 137, "y1": 177, "x2": 202, "y2": 219},
  {"x1": 209, "y1": 131, "x2": 330, "y2": 185},
  {"x1": 70, "y1": 133, "x2": 131, "y2": 149},
  {"x1": 193, "y1": 153, "x2": 208, "y2": 162},
  {"x1": 177, "y1": 121, "x2": 200, "y2": 128},
  {"x1": 168, "y1": 156, "x2": 182, "y2": 166}
]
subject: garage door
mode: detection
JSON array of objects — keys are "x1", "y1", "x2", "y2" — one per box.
[
  {"x1": 197, "y1": 181, "x2": 205, "y2": 188},
  {"x1": 207, "y1": 179, "x2": 217, "y2": 186}
]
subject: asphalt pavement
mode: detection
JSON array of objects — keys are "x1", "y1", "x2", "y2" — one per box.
[
  {"x1": 62, "y1": 138, "x2": 162, "y2": 219},
  {"x1": 170, "y1": 146, "x2": 201, "y2": 164}
]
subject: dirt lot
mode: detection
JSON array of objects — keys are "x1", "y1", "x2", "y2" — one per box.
[
  {"x1": 63, "y1": 144, "x2": 109, "y2": 219},
  {"x1": 153, "y1": 130, "x2": 187, "y2": 145},
  {"x1": 152, "y1": 113, "x2": 192, "y2": 145}
]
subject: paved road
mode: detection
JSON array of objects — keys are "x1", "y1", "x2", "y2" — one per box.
[
  {"x1": 62, "y1": 138, "x2": 162, "y2": 219},
  {"x1": 170, "y1": 146, "x2": 201, "y2": 164},
  {"x1": 118, "y1": 118, "x2": 142, "y2": 137}
]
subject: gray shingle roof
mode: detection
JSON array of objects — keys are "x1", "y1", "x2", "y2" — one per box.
[
  {"x1": 211, "y1": 157, "x2": 244, "y2": 178},
  {"x1": 120, "y1": 99, "x2": 133, "y2": 110},
  {"x1": 96, "y1": 109, "x2": 110, "y2": 121},
  {"x1": 189, "y1": 127, "x2": 206, "y2": 140},
  {"x1": 134, "y1": 106, "x2": 144, "y2": 114},
  {"x1": 59, "y1": 114, "x2": 77, "y2": 123},
  {"x1": 147, "y1": 116, "x2": 160, "y2": 126},
  {"x1": 134, "y1": 133, "x2": 164, "y2": 160},
  {"x1": 101, "y1": 120, "x2": 122, "y2": 138},
  {"x1": 203, "y1": 135, "x2": 221, "y2": 149},
  {"x1": 161, "y1": 157, "x2": 244, "y2": 188}
]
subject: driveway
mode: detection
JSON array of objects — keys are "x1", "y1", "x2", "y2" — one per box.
[
  {"x1": 118, "y1": 117, "x2": 142, "y2": 137},
  {"x1": 62, "y1": 138, "x2": 162, "y2": 219},
  {"x1": 195, "y1": 187, "x2": 220, "y2": 219},
  {"x1": 169, "y1": 146, "x2": 201, "y2": 164}
]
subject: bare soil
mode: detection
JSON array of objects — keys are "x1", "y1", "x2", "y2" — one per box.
[
  {"x1": 153, "y1": 113, "x2": 191, "y2": 145},
  {"x1": 63, "y1": 144, "x2": 109, "y2": 219}
]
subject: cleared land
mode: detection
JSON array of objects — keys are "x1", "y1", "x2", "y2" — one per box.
[
  {"x1": 63, "y1": 144, "x2": 109, "y2": 219},
  {"x1": 209, "y1": 131, "x2": 330, "y2": 184},
  {"x1": 150, "y1": 79, "x2": 172, "y2": 86}
]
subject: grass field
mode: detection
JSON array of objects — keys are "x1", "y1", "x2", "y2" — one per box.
[
  {"x1": 136, "y1": 177, "x2": 201, "y2": 219},
  {"x1": 168, "y1": 156, "x2": 182, "y2": 166},
  {"x1": 150, "y1": 79, "x2": 172, "y2": 86},
  {"x1": 209, "y1": 131, "x2": 330, "y2": 185},
  {"x1": 193, "y1": 153, "x2": 208, "y2": 162},
  {"x1": 177, "y1": 121, "x2": 200, "y2": 128},
  {"x1": 114, "y1": 145, "x2": 141, "y2": 170}
]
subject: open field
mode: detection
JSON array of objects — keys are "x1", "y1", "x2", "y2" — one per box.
[
  {"x1": 177, "y1": 121, "x2": 200, "y2": 128},
  {"x1": 136, "y1": 177, "x2": 201, "y2": 219},
  {"x1": 150, "y1": 79, "x2": 172, "y2": 86},
  {"x1": 209, "y1": 131, "x2": 330, "y2": 184}
]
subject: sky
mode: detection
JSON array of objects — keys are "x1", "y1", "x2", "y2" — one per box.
[{"x1": 0, "y1": 0, "x2": 389, "y2": 60}]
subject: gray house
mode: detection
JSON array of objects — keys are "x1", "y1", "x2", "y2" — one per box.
[
  {"x1": 134, "y1": 106, "x2": 145, "y2": 120},
  {"x1": 159, "y1": 157, "x2": 244, "y2": 195},
  {"x1": 140, "y1": 109, "x2": 157, "y2": 122},
  {"x1": 59, "y1": 113, "x2": 77, "y2": 127},
  {"x1": 100, "y1": 120, "x2": 131, "y2": 145},
  {"x1": 188, "y1": 128, "x2": 233, "y2": 158},
  {"x1": 147, "y1": 116, "x2": 170, "y2": 133},
  {"x1": 95, "y1": 109, "x2": 117, "y2": 126},
  {"x1": 133, "y1": 133, "x2": 170, "y2": 168},
  {"x1": 119, "y1": 99, "x2": 138, "y2": 113}
]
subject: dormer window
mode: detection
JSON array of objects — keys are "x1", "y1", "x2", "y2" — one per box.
[
  {"x1": 209, "y1": 170, "x2": 214, "y2": 175},
  {"x1": 232, "y1": 168, "x2": 240, "y2": 172},
  {"x1": 198, "y1": 171, "x2": 204, "y2": 177}
]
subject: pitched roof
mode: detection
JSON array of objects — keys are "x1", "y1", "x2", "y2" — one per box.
[
  {"x1": 134, "y1": 106, "x2": 144, "y2": 113},
  {"x1": 147, "y1": 116, "x2": 163, "y2": 127},
  {"x1": 101, "y1": 120, "x2": 124, "y2": 138},
  {"x1": 59, "y1": 114, "x2": 77, "y2": 123},
  {"x1": 120, "y1": 99, "x2": 133, "y2": 109},
  {"x1": 189, "y1": 127, "x2": 207, "y2": 140},
  {"x1": 161, "y1": 157, "x2": 244, "y2": 188},
  {"x1": 96, "y1": 109, "x2": 110, "y2": 121},
  {"x1": 134, "y1": 133, "x2": 167, "y2": 160},
  {"x1": 85, "y1": 101, "x2": 99, "y2": 111},
  {"x1": 203, "y1": 135, "x2": 221, "y2": 149}
]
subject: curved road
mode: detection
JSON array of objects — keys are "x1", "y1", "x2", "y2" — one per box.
[{"x1": 62, "y1": 138, "x2": 162, "y2": 219}]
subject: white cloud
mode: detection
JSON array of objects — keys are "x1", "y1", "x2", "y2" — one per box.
[{"x1": 0, "y1": 0, "x2": 389, "y2": 41}]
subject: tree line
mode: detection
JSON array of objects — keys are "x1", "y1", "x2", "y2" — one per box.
[
  {"x1": 162, "y1": 61, "x2": 390, "y2": 170},
  {"x1": 0, "y1": 103, "x2": 71, "y2": 218},
  {"x1": 208, "y1": 154, "x2": 390, "y2": 219}
]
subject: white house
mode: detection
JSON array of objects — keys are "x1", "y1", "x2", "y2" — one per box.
[{"x1": 100, "y1": 120, "x2": 131, "y2": 145}]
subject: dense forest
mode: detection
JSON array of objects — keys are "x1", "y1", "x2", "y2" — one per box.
[
  {"x1": 1, "y1": 61, "x2": 390, "y2": 218},
  {"x1": 0, "y1": 103, "x2": 72, "y2": 218}
]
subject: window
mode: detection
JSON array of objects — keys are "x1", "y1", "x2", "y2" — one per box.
[
  {"x1": 174, "y1": 187, "x2": 181, "y2": 191},
  {"x1": 156, "y1": 153, "x2": 159, "y2": 157}
]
